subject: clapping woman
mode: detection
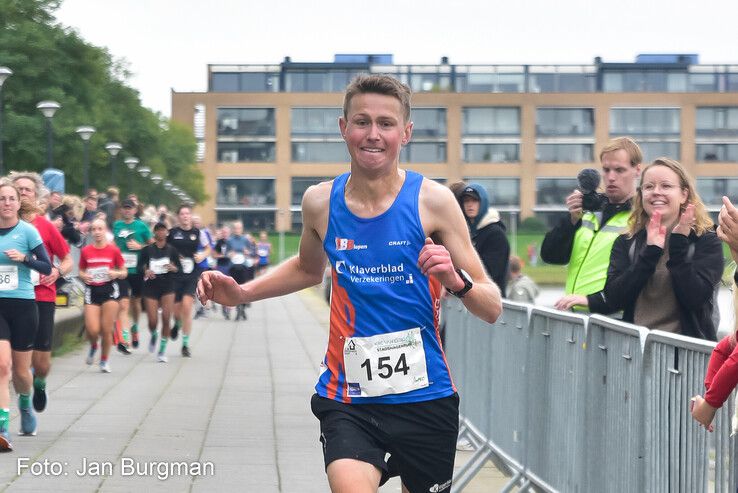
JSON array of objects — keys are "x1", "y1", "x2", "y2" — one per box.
[{"x1": 604, "y1": 157, "x2": 723, "y2": 340}]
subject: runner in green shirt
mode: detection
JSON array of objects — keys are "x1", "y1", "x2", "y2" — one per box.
[{"x1": 112, "y1": 199, "x2": 153, "y2": 350}]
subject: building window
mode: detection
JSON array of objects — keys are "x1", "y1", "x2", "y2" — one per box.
[
  {"x1": 636, "y1": 142, "x2": 681, "y2": 162},
  {"x1": 696, "y1": 144, "x2": 738, "y2": 162},
  {"x1": 291, "y1": 108, "x2": 347, "y2": 162},
  {"x1": 211, "y1": 72, "x2": 279, "y2": 92},
  {"x1": 529, "y1": 73, "x2": 596, "y2": 92},
  {"x1": 217, "y1": 142, "x2": 275, "y2": 163},
  {"x1": 536, "y1": 144, "x2": 594, "y2": 163},
  {"x1": 462, "y1": 107, "x2": 520, "y2": 163},
  {"x1": 217, "y1": 108, "x2": 275, "y2": 163},
  {"x1": 697, "y1": 178, "x2": 738, "y2": 207},
  {"x1": 217, "y1": 108, "x2": 275, "y2": 136},
  {"x1": 291, "y1": 177, "x2": 333, "y2": 206},
  {"x1": 194, "y1": 104, "x2": 205, "y2": 163},
  {"x1": 536, "y1": 108, "x2": 594, "y2": 136},
  {"x1": 400, "y1": 143, "x2": 446, "y2": 163},
  {"x1": 603, "y1": 71, "x2": 688, "y2": 92},
  {"x1": 463, "y1": 107, "x2": 520, "y2": 135},
  {"x1": 463, "y1": 178, "x2": 520, "y2": 207},
  {"x1": 411, "y1": 108, "x2": 447, "y2": 137},
  {"x1": 536, "y1": 178, "x2": 578, "y2": 206},
  {"x1": 696, "y1": 107, "x2": 738, "y2": 136},
  {"x1": 610, "y1": 108, "x2": 680, "y2": 161},
  {"x1": 216, "y1": 178, "x2": 275, "y2": 207},
  {"x1": 463, "y1": 144, "x2": 519, "y2": 163}
]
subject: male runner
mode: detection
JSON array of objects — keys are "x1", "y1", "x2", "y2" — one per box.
[
  {"x1": 198, "y1": 74, "x2": 501, "y2": 493},
  {"x1": 11, "y1": 172, "x2": 73, "y2": 413},
  {"x1": 113, "y1": 199, "x2": 152, "y2": 349}
]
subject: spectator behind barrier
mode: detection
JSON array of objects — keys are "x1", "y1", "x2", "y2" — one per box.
[
  {"x1": 459, "y1": 184, "x2": 510, "y2": 295},
  {"x1": 542, "y1": 137, "x2": 642, "y2": 313},
  {"x1": 604, "y1": 157, "x2": 723, "y2": 341},
  {"x1": 506, "y1": 256, "x2": 539, "y2": 303}
]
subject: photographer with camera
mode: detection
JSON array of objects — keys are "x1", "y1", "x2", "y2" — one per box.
[{"x1": 541, "y1": 137, "x2": 642, "y2": 313}]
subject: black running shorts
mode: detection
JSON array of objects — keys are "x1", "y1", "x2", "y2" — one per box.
[
  {"x1": 84, "y1": 282, "x2": 121, "y2": 305},
  {"x1": 174, "y1": 270, "x2": 200, "y2": 302},
  {"x1": 34, "y1": 301, "x2": 55, "y2": 352},
  {"x1": 0, "y1": 298, "x2": 39, "y2": 351},
  {"x1": 310, "y1": 393, "x2": 459, "y2": 493},
  {"x1": 143, "y1": 277, "x2": 175, "y2": 300},
  {"x1": 127, "y1": 273, "x2": 144, "y2": 298}
]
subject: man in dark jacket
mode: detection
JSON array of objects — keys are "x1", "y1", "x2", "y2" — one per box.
[{"x1": 460, "y1": 184, "x2": 510, "y2": 295}]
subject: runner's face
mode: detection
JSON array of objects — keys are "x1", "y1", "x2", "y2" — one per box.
[
  {"x1": 339, "y1": 93, "x2": 412, "y2": 172},
  {"x1": 154, "y1": 228, "x2": 168, "y2": 242},
  {"x1": 178, "y1": 208, "x2": 192, "y2": 228},
  {"x1": 91, "y1": 220, "x2": 107, "y2": 243},
  {"x1": 121, "y1": 207, "x2": 134, "y2": 220},
  {"x1": 13, "y1": 178, "x2": 37, "y2": 205},
  {"x1": 0, "y1": 186, "x2": 19, "y2": 220}
]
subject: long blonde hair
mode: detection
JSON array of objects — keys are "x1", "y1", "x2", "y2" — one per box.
[{"x1": 627, "y1": 157, "x2": 713, "y2": 237}]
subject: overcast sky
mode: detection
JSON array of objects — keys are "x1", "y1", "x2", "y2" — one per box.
[{"x1": 55, "y1": 0, "x2": 738, "y2": 117}]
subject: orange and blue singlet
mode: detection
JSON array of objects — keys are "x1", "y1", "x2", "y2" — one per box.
[{"x1": 316, "y1": 170, "x2": 455, "y2": 404}]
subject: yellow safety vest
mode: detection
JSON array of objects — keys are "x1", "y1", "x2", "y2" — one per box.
[{"x1": 565, "y1": 210, "x2": 630, "y2": 299}]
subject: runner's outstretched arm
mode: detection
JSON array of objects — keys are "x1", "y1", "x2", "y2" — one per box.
[{"x1": 198, "y1": 185, "x2": 327, "y2": 306}]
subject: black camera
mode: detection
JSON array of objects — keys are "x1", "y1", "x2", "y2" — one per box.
[{"x1": 577, "y1": 168, "x2": 609, "y2": 212}]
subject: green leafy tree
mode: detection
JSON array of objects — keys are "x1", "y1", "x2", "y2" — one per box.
[{"x1": 0, "y1": 0, "x2": 205, "y2": 206}]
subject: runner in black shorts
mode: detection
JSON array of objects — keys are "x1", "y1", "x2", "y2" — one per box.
[
  {"x1": 311, "y1": 393, "x2": 459, "y2": 491},
  {"x1": 167, "y1": 205, "x2": 209, "y2": 357},
  {"x1": 79, "y1": 219, "x2": 127, "y2": 373},
  {"x1": 113, "y1": 199, "x2": 152, "y2": 352},
  {"x1": 139, "y1": 222, "x2": 181, "y2": 362},
  {"x1": 12, "y1": 171, "x2": 73, "y2": 414},
  {"x1": 0, "y1": 182, "x2": 52, "y2": 450},
  {"x1": 197, "y1": 75, "x2": 502, "y2": 492}
]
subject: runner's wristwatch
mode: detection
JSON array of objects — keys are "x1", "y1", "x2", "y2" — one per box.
[{"x1": 447, "y1": 268, "x2": 473, "y2": 298}]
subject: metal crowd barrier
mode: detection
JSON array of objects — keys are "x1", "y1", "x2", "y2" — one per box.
[{"x1": 444, "y1": 299, "x2": 738, "y2": 492}]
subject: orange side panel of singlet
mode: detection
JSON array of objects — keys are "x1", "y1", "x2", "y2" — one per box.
[{"x1": 327, "y1": 268, "x2": 356, "y2": 402}]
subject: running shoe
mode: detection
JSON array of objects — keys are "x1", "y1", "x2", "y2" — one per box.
[
  {"x1": 19, "y1": 404, "x2": 37, "y2": 436},
  {"x1": 194, "y1": 308, "x2": 206, "y2": 319},
  {"x1": 32, "y1": 385, "x2": 47, "y2": 413},
  {"x1": 0, "y1": 426, "x2": 11, "y2": 451},
  {"x1": 223, "y1": 308, "x2": 230, "y2": 320},
  {"x1": 157, "y1": 353, "x2": 168, "y2": 363},
  {"x1": 131, "y1": 332, "x2": 139, "y2": 349},
  {"x1": 99, "y1": 361, "x2": 112, "y2": 373},
  {"x1": 148, "y1": 333, "x2": 158, "y2": 353},
  {"x1": 170, "y1": 322, "x2": 180, "y2": 340},
  {"x1": 181, "y1": 346, "x2": 191, "y2": 358},
  {"x1": 86, "y1": 347, "x2": 97, "y2": 365},
  {"x1": 117, "y1": 343, "x2": 132, "y2": 355}
]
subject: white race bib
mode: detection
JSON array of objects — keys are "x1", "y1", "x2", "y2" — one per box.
[
  {"x1": 231, "y1": 253, "x2": 245, "y2": 265},
  {"x1": 181, "y1": 258, "x2": 195, "y2": 274},
  {"x1": 343, "y1": 327, "x2": 428, "y2": 398},
  {"x1": 30, "y1": 269, "x2": 40, "y2": 286},
  {"x1": 150, "y1": 257, "x2": 170, "y2": 275},
  {"x1": 122, "y1": 253, "x2": 138, "y2": 269},
  {"x1": 87, "y1": 266, "x2": 110, "y2": 283},
  {"x1": 0, "y1": 265, "x2": 19, "y2": 291}
]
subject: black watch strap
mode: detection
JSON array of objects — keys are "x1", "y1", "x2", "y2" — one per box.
[{"x1": 448, "y1": 268, "x2": 473, "y2": 298}]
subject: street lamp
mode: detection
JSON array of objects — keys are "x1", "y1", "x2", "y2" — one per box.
[
  {"x1": 163, "y1": 180, "x2": 173, "y2": 191},
  {"x1": 150, "y1": 174, "x2": 162, "y2": 185},
  {"x1": 105, "y1": 142, "x2": 122, "y2": 186},
  {"x1": 36, "y1": 101, "x2": 61, "y2": 170},
  {"x1": 75, "y1": 126, "x2": 96, "y2": 193},
  {"x1": 138, "y1": 166, "x2": 151, "y2": 178},
  {"x1": 0, "y1": 67, "x2": 12, "y2": 175},
  {"x1": 124, "y1": 157, "x2": 139, "y2": 192}
]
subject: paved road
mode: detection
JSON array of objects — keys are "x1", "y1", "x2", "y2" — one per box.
[{"x1": 0, "y1": 289, "x2": 506, "y2": 492}]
